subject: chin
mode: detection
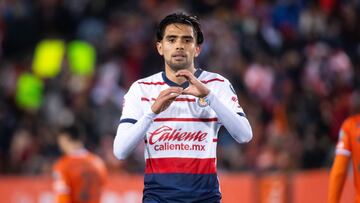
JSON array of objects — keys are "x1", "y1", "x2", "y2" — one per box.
[
  {"x1": 171, "y1": 63, "x2": 189, "y2": 69},
  {"x1": 166, "y1": 60, "x2": 190, "y2": 71}
]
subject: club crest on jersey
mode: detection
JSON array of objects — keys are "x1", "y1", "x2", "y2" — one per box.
[{"x1": 198, "y1": 97, "x2": 209, "y2": 107}]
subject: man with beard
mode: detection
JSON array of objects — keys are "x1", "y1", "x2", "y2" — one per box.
[{"x1": 113, "y1": 13, "x2": 252, "y2": 203}]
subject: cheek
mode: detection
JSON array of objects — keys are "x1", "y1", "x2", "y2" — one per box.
[
  {"x1": 163, "y1": 51, "x2": 171, "y2": 58},
  {"x1": 190, "y1": 50, "x2": 197, "y2": 57},
  {"x1": 188, "y1": 45, "x2": 197, "y2": 54},
  {"x1": 163, "y1": 48, "x2": 173, "y2": 57}
]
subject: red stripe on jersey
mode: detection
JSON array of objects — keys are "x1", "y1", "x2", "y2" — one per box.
[
  {"x1": 154, "y1": 118, "x2": 218, "y2": 122},
  {"x1": 213, "y1": 138, "x2": 218, "y2": 142},
  {"x1": 138, "y1": 81, "x2": 166, "y2": 85},
  {"x1": 141, "y1": 97, "x2": 150, "y2": 101},
  {"x1": 201, "y1": 78, "x2": 225, "y2": 84},
  {"x1": 174, "y1": 98, "x2": 196, "y2": 102},
  {"x1": 141, "y1": 98, "x2": 195, "y2": 102},
  {"x1": 145, "y1": 158, "x2": 216, "y2": 174},
  {"x1": 141, "y1": 97, "x2": 156, "y2": 101}
]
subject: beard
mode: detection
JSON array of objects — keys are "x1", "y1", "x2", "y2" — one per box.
[{"x1": 165, "y1": 57, "x2": 191, "y2": 71}]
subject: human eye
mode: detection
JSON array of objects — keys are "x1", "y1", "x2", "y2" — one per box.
[
  {"x1": 166, "y1": 36, "x2": 176, "y2": 43},
  {"x1": 183, "y1": 37, "x2": 194, "y2": 43}
]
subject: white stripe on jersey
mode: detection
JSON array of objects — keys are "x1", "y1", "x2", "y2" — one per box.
[{"x1": 120, "y1": 69, "x2": 245, "y2": 161}]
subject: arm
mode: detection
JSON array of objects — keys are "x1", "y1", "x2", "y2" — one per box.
[
  {"x1": 113, "y1": 110, "x2": 156, "y2": 160},
  {"x1": 113, "y1": 86, "x2": 183, "y2": 160},
  {"x1": 328, "y1": 118, "x2": 352, "y2": 203},
  {"x1": 53, "y1": 163, "x2": 71, "y2": 203},
  {"x1": 176, "y1": 70, "x2": 252, "y2": 143},
  {"x1": 206, "y1": 91, "x2": 252, "y2": 143},
  {"x1": 328, "y1": 155, "x2": 350, "y2": 203}
]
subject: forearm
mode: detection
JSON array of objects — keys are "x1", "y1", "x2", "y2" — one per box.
[
  {"x1": 328, "y1": 171, "x2": 346, "y2": 203},
  {"x1": 113, "y1": 110, "x2": 156, "y2": 159},
  {"x1": 328, "y1": 155, "x2": 349, "y2": 203},
  {"x1": 207, "y1": 91, "x2": 253, "y2": 143},
  {"x1": 55, "y1": 194, "x2": 71, "y2": 203}
]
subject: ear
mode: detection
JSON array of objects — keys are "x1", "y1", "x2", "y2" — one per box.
[
  {"x1": 156, "y1": 42, "x2": 163, "y2": 56},
  {"x1": 194, "y1": 45, "x2": 201, "y2": 57}
]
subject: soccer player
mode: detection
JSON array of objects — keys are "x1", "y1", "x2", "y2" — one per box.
[
  {"x1": 53, "y1": 126, "x2": 107, "y2": 203},
  {"x1": 328, "y1": 114, "x2": 360, "y2": 203},
  {"x1": 113, "y1": 13, "x2": 252, "y2": 202}
]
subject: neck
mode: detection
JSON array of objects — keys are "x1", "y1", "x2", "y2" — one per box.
[
  {"x1": 64, "y1": 143, "x2": 85, "y2": 155},
  {"x1": 165, "y1": 66, "x2": 196, "y2": 85}
]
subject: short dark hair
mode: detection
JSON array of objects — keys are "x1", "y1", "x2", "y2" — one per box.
[
  {"x1": 58, "y1": 125, "x2": 84, "y2": 142},
  {"x1": 156, "y1": 13, "x2": 204, "y2": 45}
]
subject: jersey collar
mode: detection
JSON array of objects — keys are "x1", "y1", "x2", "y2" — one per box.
[{"x1": 162, "y1": 69, "x2": 203, "y2": 88}]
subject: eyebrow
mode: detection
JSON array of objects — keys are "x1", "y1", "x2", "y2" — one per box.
[{"x1": 165, "y1": 35, "x2": 194, "y2": 40}]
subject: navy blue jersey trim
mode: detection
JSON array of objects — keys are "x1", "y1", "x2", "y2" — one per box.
[
  {"x1": 194, "y1": 68, "x2": 203, "y2": 78},
  {"x1": 119, "y1": 118, "x2": 137, "y2": 124},
  {"x1": 162, "y1": 69, "x2": 203, "y2": 88},
  {"x1": 237, "y1": 112, "x2": 246, "y2": 117},
  {"x1": 143, "y1": 173, "x2": 220, "y2": 203}
]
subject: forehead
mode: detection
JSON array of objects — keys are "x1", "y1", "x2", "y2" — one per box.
[{"x1": 163, "y1": 23, "x2": 195, "y2": 37}]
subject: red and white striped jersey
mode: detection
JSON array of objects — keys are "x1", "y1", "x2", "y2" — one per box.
[{"x1": 119, "y1": 69, "x2": 245, "y2": 202}]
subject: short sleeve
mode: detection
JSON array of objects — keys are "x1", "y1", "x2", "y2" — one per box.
[
  {"x1": 120, "y1": 82, "x2": 143, "y2": 123},
  {"x1": 335, "y1": 119, "x2": 352, "y2": 156}
]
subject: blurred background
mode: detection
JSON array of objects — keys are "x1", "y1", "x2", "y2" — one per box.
[{"x1": 0, "y1": 0, "x2": 359, "y2": 202}]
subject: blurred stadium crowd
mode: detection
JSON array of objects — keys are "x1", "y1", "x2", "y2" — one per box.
[{"x1": 0, "y1": 0, "x2": 360, "y2": 175}]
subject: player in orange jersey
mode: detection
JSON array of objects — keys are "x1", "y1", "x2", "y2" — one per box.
[
  {"x1": 53, "y1": 125, "x2": 107, "y2": 203},
  {"x1": 328, "y1": 113, "x2": 360, "y2": 203}
]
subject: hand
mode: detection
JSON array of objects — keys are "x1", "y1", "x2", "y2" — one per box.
[
  {"x1": 151, "y1": 87, "x2": 183, "y2": 114},
  {"x1": 175, "y1": 70, "x2": 210, "y2": 97}
]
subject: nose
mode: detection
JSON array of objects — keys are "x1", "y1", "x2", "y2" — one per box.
[{"x1": 175, "y1": 40, "x2": 185, "y2": 50}]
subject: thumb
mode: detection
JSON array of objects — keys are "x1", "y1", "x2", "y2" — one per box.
[{"x1": 182, "y1": 87, "x2": 192, "y2": 95}]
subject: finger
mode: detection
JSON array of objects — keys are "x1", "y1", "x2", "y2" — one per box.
[
  {"x1": 159, "y1": 87, "x2": 183, "y2": 96},
  {"x1": 176, "y1": 71, "x2": 201, "y2": 85},
  {"x1": 162, "y1": 92, "x2": 181, "y2": 101},
  {"x1": 158, "y1": 89, "x2": 182, "y2": 100},
  {"x1": 181, "y1": 88, "x2": 192, "y2": 95},
  {"x1": 163, "y1": 89, "x2": 183, "y2": 98},
  {"x1": 175, "y1": 70, "x2": 194, "y2": 80},
  {"x1": 152, "y1": 91, "x2": 181, "y2": 114},
  {"x1": 169, "y1": 86, "x2": 184, "y2": 92}
]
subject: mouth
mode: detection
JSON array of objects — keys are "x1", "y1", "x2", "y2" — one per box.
[
  {"x1": 172, "y1": 53, "x2": 186, "y2": 58},
  {"x1": 172, "y1": 53, "x2": 186, "y2": 61}
]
